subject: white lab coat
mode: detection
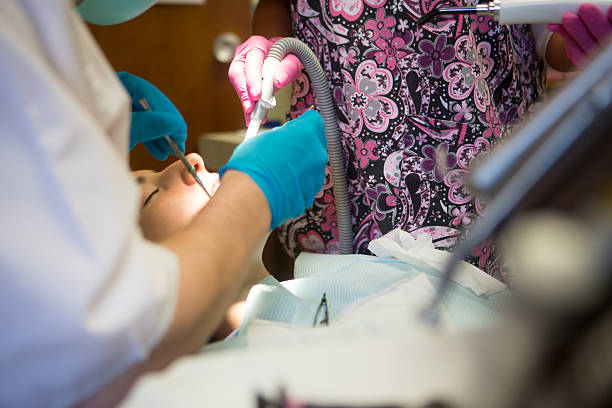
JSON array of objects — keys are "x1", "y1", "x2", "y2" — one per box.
[{"x1": 0, "y1": 1, "x2": 179, "y2": 406}]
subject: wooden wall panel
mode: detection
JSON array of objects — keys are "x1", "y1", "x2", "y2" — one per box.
[{"x1": 88, "y1": 2, "x2": 251, "y2": 171}]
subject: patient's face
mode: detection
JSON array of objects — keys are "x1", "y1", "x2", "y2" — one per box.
[{"x1": 133, "y1": 153, "x2": 220, "y2": 242}]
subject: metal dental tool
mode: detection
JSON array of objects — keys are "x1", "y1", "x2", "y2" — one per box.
[
  {"x1": 417, "y1": 1, "x2": 499, "y2": 25},
  {"x1": 138, "y1": 98, "x2": 212, "y2": 198},
  {"x1": 163, "y1": 135, "x2": 212, "y2": 199},
  {"x1": 417, "y1": 0, "x2": 612, "y2": 26}
]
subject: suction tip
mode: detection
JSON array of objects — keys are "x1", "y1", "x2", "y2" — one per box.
[{"x1": 244, "y1": 118, "x2": 263, "y2": 140}]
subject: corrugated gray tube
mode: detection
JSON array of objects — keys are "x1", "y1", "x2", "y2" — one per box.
[{"x1": 267, "y1": 37, "x2": 353, "y2": 254}]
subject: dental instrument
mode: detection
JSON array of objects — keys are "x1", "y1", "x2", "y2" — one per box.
[
  {"x1": 246, "y1": 38, "x2": 353, "y2": 254},
  {"x1": 244, "y1": 96, "x2": 276, "y2": 140},
  {"x1": 164, "y1": 135, "x2": 212, "y2": 199},
  {"x1": 417, "y1": 0, "x2": 612, "y2": 25},
  {"x1": 313, "y1": 293, "x2": 329, "y2": 327},
  {"x1": 138, "y1": 97, "x2": 212, "y2": 198},
  {"x1": 422, "y1": 40, "x2": 612, "y2": 326}
]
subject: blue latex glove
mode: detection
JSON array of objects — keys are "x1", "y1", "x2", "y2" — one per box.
[
  {"x1": 220, "y1": 110, "x2": 328, "y2": 230},
  {"x1": 117, "y1": 72, "x2": 187, "y2": 161}
]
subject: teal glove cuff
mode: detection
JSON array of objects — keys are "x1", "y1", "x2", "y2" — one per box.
[
  {"x1": 220, "y1": 110, "x2": 328, "y2": 230},
  {"x1": 118, "y1": 72, "x2": 187, "y2": 161}
]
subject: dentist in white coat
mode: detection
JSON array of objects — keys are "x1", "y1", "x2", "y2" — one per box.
[{"x1": 0, "y1": 0, "x2": 328, "y2": 406}]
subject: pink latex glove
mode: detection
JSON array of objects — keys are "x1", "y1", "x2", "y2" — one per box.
[
  {"x1": 228, "y1": 35, "x2": 303, "y2": 125},
  {"x1": 548, "y1": 3, "x2": 612, "y2": 69}
]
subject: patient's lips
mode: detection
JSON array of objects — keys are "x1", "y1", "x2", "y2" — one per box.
[
  {"x1": 195, "y1": 168, "x2": 220, "y2": 197},
  {"x1": 207, "y1": 172, "x2": 221, "y2": 195}
]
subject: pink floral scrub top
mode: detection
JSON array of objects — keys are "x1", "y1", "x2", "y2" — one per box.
[{"x1": 278, "y1": 0, "x2": 547, "y2": 283}]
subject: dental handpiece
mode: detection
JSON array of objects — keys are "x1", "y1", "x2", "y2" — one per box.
[{"x1": 418, "y1": 0, "x2": 612, "y2": 25}]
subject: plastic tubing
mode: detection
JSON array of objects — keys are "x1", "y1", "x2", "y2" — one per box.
[{"x1": 248, "y1": 37, "x2": 353, "y2": 254}]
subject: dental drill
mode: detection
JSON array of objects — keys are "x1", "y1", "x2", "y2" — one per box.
[
  {"x1": 417, "y1": 0, "x2": 612, "y2": 25},
  {"x1": 243, "y1": 38, "x2": 353, "y2": 255}
]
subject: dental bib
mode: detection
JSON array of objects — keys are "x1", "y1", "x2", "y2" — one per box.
[{"x1": 207, "y1": 230, "x2": 510, "y2": 353}]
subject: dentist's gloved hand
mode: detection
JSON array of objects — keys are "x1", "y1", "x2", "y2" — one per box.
[
  {"x1": 117, "y1": 72, "x2": 187, "y2": 161},
  {"x1": 548, "y1": 3, "x2": 612, "y2": 69},
  {"x1": 228, "y1": 36, "x2": 302, "y2": 125},
  {"x1": 220, "y1": 110, "x2": 327, "y2": 230}
]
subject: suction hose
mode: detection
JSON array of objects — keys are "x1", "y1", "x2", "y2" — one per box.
[{"x1": 246, "y1": 37, "x2": 353, "y2": 254}]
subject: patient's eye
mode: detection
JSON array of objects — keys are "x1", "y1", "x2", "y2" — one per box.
[{"x1": 143, "y1": 188, "x2": 159, "y2": 207}]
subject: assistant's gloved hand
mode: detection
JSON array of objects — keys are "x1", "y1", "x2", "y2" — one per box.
[
  {"x1": 228, "y1": 36, "x2": 302, "y2": 125},
  {"x1": 548, "y1": 4, "x2": 612, "y2": 69},
  {"x1": 220, "y1": 110, "x2": 327, "y2": 230},
  {"x1": 117, "y1": 72, "x2": 187, "y2": 161}
]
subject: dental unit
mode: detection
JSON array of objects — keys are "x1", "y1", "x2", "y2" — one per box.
[{"x1": 417, "y1": 0, "x2": 612, "y2": 25}]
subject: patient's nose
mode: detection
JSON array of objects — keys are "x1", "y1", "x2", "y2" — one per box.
[
  {"x1": 186, "y1": 153, "x2": 205, "y2": 172},
  {"x1": 180, "y1": 153, "x2": 206, "y2": 186}
]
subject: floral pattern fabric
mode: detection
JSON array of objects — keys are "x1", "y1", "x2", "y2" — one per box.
[{"x1": 278, "y1": 0, "x2": 547, "y2": 283}]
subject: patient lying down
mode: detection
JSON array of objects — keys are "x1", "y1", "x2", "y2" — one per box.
[
  {"x1": 133, "y1": 153, "x2": 508, "y2": 348},
  {"x1": 133, "y1": 153, "x2": 269, "y2": 340}
]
